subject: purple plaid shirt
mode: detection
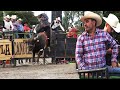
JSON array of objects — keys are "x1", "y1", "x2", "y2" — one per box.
[{"x1": 75, "y1": 28, "x2": 118, "y2": 70}]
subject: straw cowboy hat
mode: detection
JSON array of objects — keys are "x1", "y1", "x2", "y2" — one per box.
[
  {"x1": 103, "y1": 13, "x2": 120, "y2": 33},
  {"x1": 17, "y1": 18, "x2": 22, "y2": 21},
  {"x1": 11, "y1": 15, "x2": 17, "y2": 19},
  {"x1": 80, "y1": 11, "x2": 102, "y2": 27}
]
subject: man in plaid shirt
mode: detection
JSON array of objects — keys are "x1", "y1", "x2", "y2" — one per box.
[{"x1": 75, "y1": 11, "x2": 119, "y2": 70}]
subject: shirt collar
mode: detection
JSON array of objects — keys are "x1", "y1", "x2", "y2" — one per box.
[{"x1": 85, "y1": 28, "x2": 99, "y2": 36}]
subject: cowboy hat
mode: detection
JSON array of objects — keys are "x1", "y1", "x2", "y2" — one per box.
[
  {"x1": 11, "y1": 15, "x2": 17, "y2": 19},
  {"x1": 114, "y1": 23, "x2": 120, "y2": 33},
  {"x1": 80, "y1": 11, "x2": 102, "y2": 27},
  {"x1": 17, "y1": 18, "x2": 22, "y2": 21},
  {"x1": 103, "y1": 13, "x2": 120, "y2": 33},
  {"x1": 57, "y1": 17, "x2": 61, "y2": 21},
  {"x1": 4, "y1": 15, "x2": 10, "y2": 19}
]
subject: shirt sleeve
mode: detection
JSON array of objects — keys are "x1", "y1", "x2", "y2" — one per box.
[
  {"x1": 75, "y1": 35, "x2": 85, "y2": 69},
  {"x1": 105, "y1": 32, "x2": 118, "y2": 62}
]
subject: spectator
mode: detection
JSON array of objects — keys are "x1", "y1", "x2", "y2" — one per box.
[
  {"x1": 67, "y1": 25, "x2": 78, "y2": 38},
  {"x1": 16, "y1": 18, "x2": 24, "y2": 38},
  {"x1": 102, "y1": 13, "x2": 120, "y2": 75},
  {"x1": 3, "y1": 15, "x2": 12, "y2": 32},
  {"x1": 10, "y1": 15, "x2": 19, "y2": 38},
  {"x1": 23, "y1": 23, "x2": 31, "y2": 38}
]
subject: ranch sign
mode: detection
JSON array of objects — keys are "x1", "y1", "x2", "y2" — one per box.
[
  {"x1": 0, "y1": 39, "x2": 33, "y2": 60},
  {"x1": 0, "y1": 39, "x2": 12, "y2": 60},
  {"x1": 13, "y1": 39, "x2": 32, "y2": 58}
]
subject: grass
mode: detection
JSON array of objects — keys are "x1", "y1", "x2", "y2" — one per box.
[
  {"x1": 79, "y1": 75, "x2": 120, "y2": 79},
  {"x1": 109, "y1": 76, "x2": 120, "y2": 79}
]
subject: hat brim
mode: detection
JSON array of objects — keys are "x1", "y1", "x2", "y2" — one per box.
[
  {"x1": 103, "y1": 17, "x2": 120, "y2": 33},
  {"x1": 80, "y1": 16, "x2": 102, "y2": 27},
  {"x1": 113, "y1": 28, "x2": 120, "y2": 33}
]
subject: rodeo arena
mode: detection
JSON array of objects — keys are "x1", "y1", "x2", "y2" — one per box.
[{"x1": 0, "y1": 11, "x2": 120, "y2": 79}]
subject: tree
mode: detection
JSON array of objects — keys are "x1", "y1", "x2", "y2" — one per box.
[
  {"x1": 62, "y1": 11, "x2": 84, "y2": 32},
  {"x1": 0, "y1": 11, "x2": 3, "y2": 25}
]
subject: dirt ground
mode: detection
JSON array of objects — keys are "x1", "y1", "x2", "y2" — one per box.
[{"x1": 0, "y1": 58, "x2": 79, "y2": 79}]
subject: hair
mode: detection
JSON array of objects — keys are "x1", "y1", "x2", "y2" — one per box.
[
  {"x1": 38, "y1": 13, "x2": 48, "y2": 20},
  {"x1": 91, "y1": 18, "x2": 97, "y2": 27}
]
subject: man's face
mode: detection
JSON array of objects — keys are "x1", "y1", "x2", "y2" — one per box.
[
  {"x1": 83, "y1": 18, "x2": 95, "y2": 33},
  {"x1": 5, "y1": 18, "x2": 10, "y2": 22},
  {"x1": 106, "y1": 23, "x2": 114, "y2": 34}
]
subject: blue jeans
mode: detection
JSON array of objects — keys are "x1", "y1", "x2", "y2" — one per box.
[{"x1": 107, "y1": 66, "x2": 120, "y2": 76}]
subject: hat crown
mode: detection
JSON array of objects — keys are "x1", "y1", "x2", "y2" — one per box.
[
  {"x1": 57, "y1": 17, "x2": 61, "y2": 21},
  {"x1": 6, "y1": 15, "x2": 10, "y2": 18},
  {"x1": 107, "y1": 14, "x2": 119, "y2": 27},
  {"x1": 18, "y1": 18, "x2": 22, "y2": 21},
  {"x1": 84, "y1": 11, "x2": 94, "y2": 16},
  {"x1": 84, "y1": 11, "x2": 100, "y2": 18},
  {"x1": 11, "y1": 15, "x2": 17, "y2": 19},
  {"x1": 80, "y1": 11, "x2": 102, "y2": 27}
]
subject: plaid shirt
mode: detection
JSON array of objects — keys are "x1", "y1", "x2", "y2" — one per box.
[{"x1": 75, "y1": 28, "x2": 118, "y2": 70}]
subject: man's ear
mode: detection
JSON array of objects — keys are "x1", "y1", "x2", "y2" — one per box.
[{"x1": 105, "y1": 23, "x2": 109, "y2": 27}]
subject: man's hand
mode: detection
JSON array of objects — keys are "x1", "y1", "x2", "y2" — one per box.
[
  {"x1": 107, "y1": 48, "x2": 112, "y2": 54},
  {"x1": 111, "y1": 61, "x2": 117, "y2": 67}
]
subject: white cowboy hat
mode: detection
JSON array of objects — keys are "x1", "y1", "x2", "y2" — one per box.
[
  {"x1": 5, "y1": 15, "x2": 10, "y2": 19},
  {"x1": 103, "y1": 13, "x2": 120, "y2": 33},
  {"x1": 57, "y1": 17, "x2": 61, "y2": 21},
  {"x1": 80, "y1": 11, "x2": 102, "y2": 27},
  {"x1": 114, "y1": 23, "x2": 120, "y2": 33},
  {"x1": 11, "y1": 15, "x2": 17, "y2": 19}
]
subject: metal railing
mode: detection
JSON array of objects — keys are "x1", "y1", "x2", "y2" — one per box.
[
  {"x1": 77, "y1": 67, "x2": 109, "y2": 79},
  {"x1": 2, "y1": 31, "x2": 34, "y2": 39}
]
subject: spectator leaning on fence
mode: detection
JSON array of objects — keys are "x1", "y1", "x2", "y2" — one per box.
[
  {"x1": 10, "y1": 15, "x2": 19, "y2": 38},
  {"x1": 103, "y1": 13, "x2": 120, "y2": 66},
  {"x1": 10, "y1": 15, "x2": 18, "y2": 31},
  {"x1": 23, "y1": 23, "x2": 31, "y2": 32},
  {"x1": 101, "y1": 13, "x2": 120, "y2": 75},
  {"x1": 31, "y1": 25, "x2": 35, "y2": 32},
  {"x1": 16, "y1": 18, "x2": 24, "y2": 38},
  {"x1": 3, "y1": 15, "x2": 13, "y2": 32},
  {"x1": 23, "y1": 23, "x2": 31, "y2": 38},
  {"x1": 67, "y1": 25, "x2": 78, "y2": 38},
  {"x1": 75, "y1": 11, "x2": 118, "y2": 71}
]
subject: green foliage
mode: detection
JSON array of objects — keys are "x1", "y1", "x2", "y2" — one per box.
[
  {"x1": 62, "y1": 11, "x2": 84, "y2": 31},
  {"x1": 0, "y1": 11, "x2": 3, "y2": 25}
]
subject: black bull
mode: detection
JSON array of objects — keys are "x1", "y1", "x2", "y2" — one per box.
[{"x1": 26, "y1": 32, "x2": 48, "y2": 64}]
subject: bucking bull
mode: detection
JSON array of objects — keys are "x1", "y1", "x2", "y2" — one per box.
[
  {"x1": 25, "y1": 13, "x2": 51, "y2": 64},
  {"x1": 25, "y1": 14, "x2": 65, "y2": 65},
  {"x1": 26, "y1": 31, "x2": 49, "y2": 64}
]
